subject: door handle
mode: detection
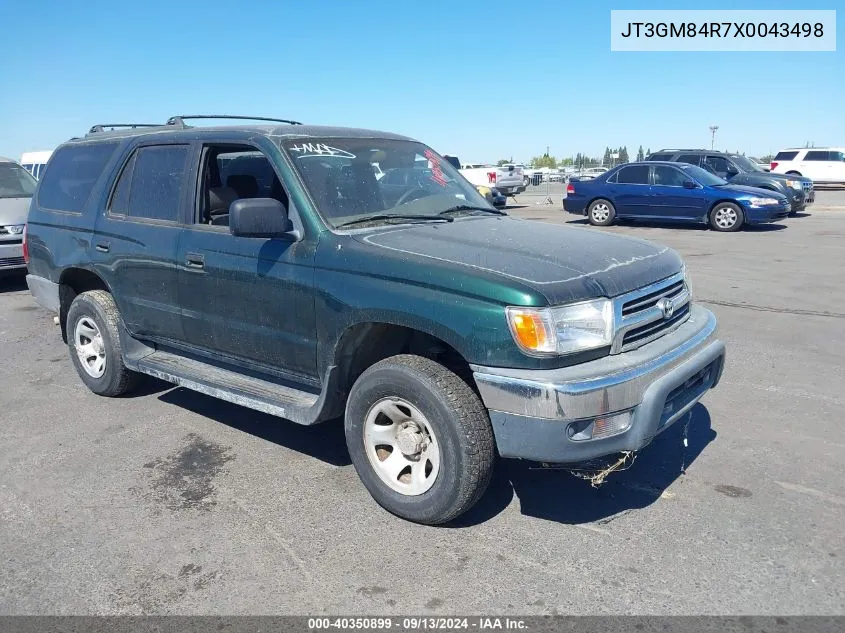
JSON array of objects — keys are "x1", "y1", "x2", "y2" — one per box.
[
  {"x1": 185, "y1": 253, "x2": 205, "y2": 269},
  {"x1": 95, "y1": 241, "x2": 110, "y2": 253}
]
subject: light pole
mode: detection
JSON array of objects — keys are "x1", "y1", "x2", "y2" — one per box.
[{"x1": 709, "y1": 125, "x2": 719, "y2": 150}]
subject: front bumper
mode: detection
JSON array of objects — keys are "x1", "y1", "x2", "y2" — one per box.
[
  {"x1": 745, "y1": 203, "x2": 790, "y2": 224},
  {"x1": 0, "y1": 240, "x2": 26, "y2": 273},
  {"x1": 471, "y1": 305, "x2": 725, "y2": 463}
]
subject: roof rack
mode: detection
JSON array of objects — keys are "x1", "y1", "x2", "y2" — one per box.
[
  {"x1": 88, "y1": 123, "x2": 162, "y2": 134},
  {"x1": 656, "y1": 148, "x2": 709, "y2": 152},
  {"x1": 166, "y1": 115, "x2": 303, "y2": 127}
]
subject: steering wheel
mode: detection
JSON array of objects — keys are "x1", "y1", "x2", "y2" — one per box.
[{"x1": 395, "y1": 186, "x2": 428, "y2": 207}]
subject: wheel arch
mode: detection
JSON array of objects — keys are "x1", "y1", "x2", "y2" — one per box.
[
  {"x1": 330, "y1": 322, "x2": 476, "y2": 405},
  {"x1": 57, "y1": 267, "x2": 112, "y2": 343}
]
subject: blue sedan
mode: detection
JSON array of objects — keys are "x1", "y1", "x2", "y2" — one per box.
[{"x1": 564, "y1": 161, "x2": 790, "y2": 231}]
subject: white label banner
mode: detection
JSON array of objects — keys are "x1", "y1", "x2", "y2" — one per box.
[{"x1": 610, "y1": 10, "x2": 836, "y2": 51}]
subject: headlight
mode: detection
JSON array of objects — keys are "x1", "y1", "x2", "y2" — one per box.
[
  {"x1": 5, "y1": 224, "x2": 25, "y2": 235},
  {"x1": 505, "y1": 298, "x2": 613, "y2": 356},
  {"x1": 786, "y1": 179, "x2": 802, "y2": 191},
  {"x1": 748, "y1": 197, "x2": 780, "y2": 207}
]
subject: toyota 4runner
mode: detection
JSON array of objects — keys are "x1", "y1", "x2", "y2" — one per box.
[{"x1": 25, "y1": 116, "x2": 726, "y2": 524}]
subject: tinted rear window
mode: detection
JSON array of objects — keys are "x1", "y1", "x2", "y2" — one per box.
[
  {"x1": 616, "y1": 165, "x2": 650, "y2": 184},
  {"x1": 774, "y1": 151, "x2": 799, "y2": 161},
  {"x1": 37, "y1": 143, "x2": 118, "y2": 212}
]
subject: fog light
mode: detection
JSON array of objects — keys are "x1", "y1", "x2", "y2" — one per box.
[{"x1": 568, "y1": 411, "x2": 633, "y2": 441}]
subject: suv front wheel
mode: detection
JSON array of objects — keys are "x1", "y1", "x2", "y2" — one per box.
[
  {"x1": 66, "y1": 290, "x2": 139, "y2": 396},
  {"x1": 344, "y1": 354, "x2": 495, "y2": 525}
]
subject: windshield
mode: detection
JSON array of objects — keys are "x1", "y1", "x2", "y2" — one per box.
[
  {"x1": 282, "y1": 138, "x2": 494, "y2": 228},
  {"x1": 731, "y1": 155, "x2": 763, "y2": 172},
  {"x1": 0, "y1": 162, "x2": 38, "y2": 198},
  {"x1": 681, "y1": 164, "x2": 728, "y2": 187}
]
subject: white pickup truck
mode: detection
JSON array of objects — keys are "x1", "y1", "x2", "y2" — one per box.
[{"x1": 443, "y1": 157, "x2": 525, "y2": 196}]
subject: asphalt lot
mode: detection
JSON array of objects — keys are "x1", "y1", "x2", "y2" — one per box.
[{"x1": 1, "y1": 200, "x2": 843, "y2": 615}]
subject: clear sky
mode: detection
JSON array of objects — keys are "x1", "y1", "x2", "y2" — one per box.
[{"x1": 1, "y1": 0, "x2": 842, "y2": 163}]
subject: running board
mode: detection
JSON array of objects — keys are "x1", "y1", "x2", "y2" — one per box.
[{"x1": 135, "y1": 350, "x2": 325, "y2": 424}]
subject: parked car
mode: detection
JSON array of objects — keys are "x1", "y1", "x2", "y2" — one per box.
[
  {"x1": 25, "y1": 117, "x2": 724, "y2": 524},
  {"x1": 770, "y1": 148, "x2": 845, "y2": 185},
  {"x1": 19, "y1": 150, "x2": 53, "y2": 180},
  {"x1": 749, "y1": 157, "x2": 770, "y2": 172},
  {"x1": 645, "y1": 149, "x2": 812, "y2": 214},
  {"x1": 570, "y1": 167, "x2": 607, "y2": 181},
  {"x1": 565, "y1": 161, "x2": 790, "y2": 231},
  {"x1": 442, "y1": 156, "x2": 525, "y2": 196},
  {"x1": 0, "y1": 156, "x2": 37, "y2": 276}
]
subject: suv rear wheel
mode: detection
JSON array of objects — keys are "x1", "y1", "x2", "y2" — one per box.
[
  {"x1": 709, "y1": 202, "x2": 744, "y2": 232},
  {"x1": 66, "y1": 290, "x2": 139, "y2": 396},
  {"x1": 344, "y1": 354, "x2": 495, "y2": 525}
]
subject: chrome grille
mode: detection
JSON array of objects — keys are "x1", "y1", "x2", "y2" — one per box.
[
  {"x1": 0, "y1": 256, "x2": 26, "y2": 267},
  {"x1": 610, "y1": 272, "x2": 690, "y2": 354}
]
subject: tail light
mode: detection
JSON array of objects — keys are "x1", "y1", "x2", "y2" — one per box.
[
  {"x1": 770, "y1": 162, "x2": 778, "y2": 171},
  {"x1": 22, "y1": 224, "x2": 29, "y2": 264},
  {"x1": 487, "y1": 171, "x2": 496, "y2": 183},
  {"x1": 566, "y1": 183, "x2": 575, "y2": 195}
]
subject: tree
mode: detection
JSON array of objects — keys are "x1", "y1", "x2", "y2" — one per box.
[
  {"x1": 619, "y1": 146, "x2": 630, "y2": 164},
  {"x1": 529, "y1": 154, "x2": 558, "y2": 169},
  {"x1": 496, "y1": 159, "x2": 509, "y2": 166},
  {"x1": 646, "y1": 147, "x2": 651, "y2": 156},
  {"x1": 559, "y1": 157, "x2": 573, "y2": 167},
  {"x1": 602, "y1": 147, "x2": 612, "y2": 166},
  {"x1": 636, "y1": 145, "x2": 645, "y2": 161}
]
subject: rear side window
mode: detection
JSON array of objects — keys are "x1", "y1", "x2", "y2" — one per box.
[
  {"x1": 37, "y1": 143, "x2": 118, "y2": 212},
  {"x1": 616, "y1": 165, "x2": 650, "y2": 184},
  {"x1": 804, "y1": 151, "x2": 830, "y2": 161},
  {"x1": 646, "y1": 153, "x2": 672, "y2": 161},
  {"x1": 126, "y1": 145, "x2": 189, "y2": 221},
  {"x1": 676, "y1": 154, "x2": 701, "y2": 166},
  {"x1": 774, "y1": 151, "x2": 799, "y2": 161}
]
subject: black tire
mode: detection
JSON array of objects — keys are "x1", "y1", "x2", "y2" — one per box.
[
  {"x1": 587, "y1": 199, "x2": 615, "y2": 226},
  {"x1": 708, "y1": 202, "x2": 744, "y2": 232},
  {"x1": 344, "y1": 354, "x2": 495, "y2": 525},
  {"x1": 66, "y1": 290, "x2": 139, "y2": 396}
]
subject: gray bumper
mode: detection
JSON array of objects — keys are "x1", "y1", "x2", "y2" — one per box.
[
  {"x1": 26, "y1": 274, "x2": 60, "y2": 312},
  {"x1": 472, "y1": 305, "x2": 725, "y2": 463},
  {"x1": 0, "y1": 241, "x2": 25, "y2": 271}
]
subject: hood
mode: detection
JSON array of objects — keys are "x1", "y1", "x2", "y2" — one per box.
[
  {"x1": 354, "y1": 217, "x2": 683, "y2": 305},
  {"x1": 0, "y1": 196, "x2": 31, "y2": 226},
  {"x1": 759, "y1": 172, "x2": 810, "y2": 184},
  {"x1": 716, "y1": 183, "x2": 787, "y2": 199}
]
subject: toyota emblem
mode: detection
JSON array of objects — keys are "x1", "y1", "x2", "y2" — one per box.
[{"x1": 657, "y1": 297, "x2": 675, "y2": 320}]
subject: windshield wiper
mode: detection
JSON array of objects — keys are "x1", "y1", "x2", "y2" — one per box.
[
  {"x1": 336, "y1": 213, "x2": 454, "y2": 228},
  {"x1": 438, "y1": 205, "x2": 507, "y2": 217}
]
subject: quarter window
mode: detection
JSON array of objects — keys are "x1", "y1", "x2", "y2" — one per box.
[
  {"x1": 36, "y1": 143, "x2": 118, "y2": 212},
  {"x1": 126, "y1": 146, "x2": 189, "y2": 222},
  {"x1": 615, "y1": 165, "x2": 650, "y2": 184}
]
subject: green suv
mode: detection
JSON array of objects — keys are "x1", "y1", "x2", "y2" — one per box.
[{"x1": 25, "y1": 116, "x2": 725, "y2": 524}]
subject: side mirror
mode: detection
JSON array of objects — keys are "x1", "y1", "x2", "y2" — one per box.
[
  {"x1": 683, "y1": 180, "x2": 698, "y2": 189},
  {"x1": 726, "y1": 167, "x2": 738, "y2": 177},
  {"x1": 229, "y1": 198, "x2": 293, "y2": 238}
]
